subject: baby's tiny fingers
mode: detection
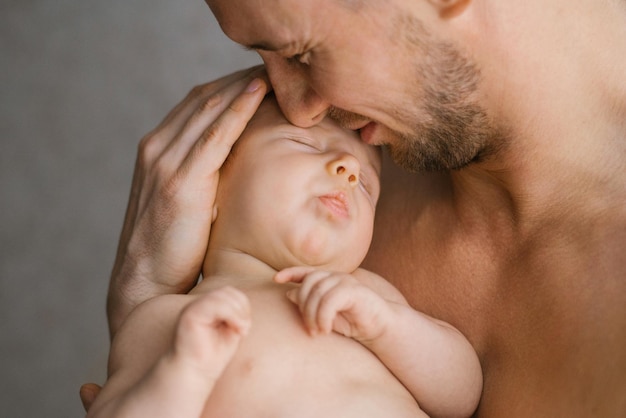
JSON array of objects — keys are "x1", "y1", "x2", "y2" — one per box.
[
  {"x1": 285, "y1": 288, "x2": 298, "y2": 304},
  {"x1": 316, "y1": 285, "x2": 353, "y2": 334},
  {"x1": 274, "y1": 266, "x2": 317, "y2": 284}
]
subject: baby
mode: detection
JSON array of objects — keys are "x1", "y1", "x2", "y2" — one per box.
[{"x1": 86, "y1": 95, "x2": 482, "y2": 418}]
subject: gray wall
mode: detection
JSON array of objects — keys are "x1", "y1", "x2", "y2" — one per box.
[{"x1": 0, "y1": 1, "x2": 260, "y2": 416}]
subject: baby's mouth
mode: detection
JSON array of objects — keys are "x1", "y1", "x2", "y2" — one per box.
[{"x1": 319, "y1": 192, "x2": 350, "y2": 218}]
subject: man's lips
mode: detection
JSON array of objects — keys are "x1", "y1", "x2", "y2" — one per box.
[
  {"x1": 319, "y1": 192, "x2": 350, "y2": 218},
  {"x1": 337, "y1": 118, "x2": 371, "y2": 131},
  {"x1": 359, "y1": 122, "x2": 378, "y2": 145},
  {"x1": 326, "y1": 108, "x2": 379, "y2": 144}
]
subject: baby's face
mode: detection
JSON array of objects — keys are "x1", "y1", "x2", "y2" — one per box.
[{"x1": 216, "y1": 97, "x2": 382, "y2": 272}]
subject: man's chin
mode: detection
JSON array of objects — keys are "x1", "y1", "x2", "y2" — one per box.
[
  {"x1": 385, "y1": 138, "x2": 445, "y2": 173},
  {"x1": 386, "y1": 143, "x2": 421, "y2": 173}
]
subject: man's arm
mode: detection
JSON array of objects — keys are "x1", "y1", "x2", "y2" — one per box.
[
  {"x1": 107, "y1": 68, "x2": 268, "y2": 338},
  {"x1": 275, "y1": 267, "x2": 483, "y2": 418}
]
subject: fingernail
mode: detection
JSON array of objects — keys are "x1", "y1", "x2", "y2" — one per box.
[
  {"x1": 285, "y1": 289, "x2": 297, "y2": 302},
  {"x1": 246, "y1": 78, "x2": 263, "y2": 92}
]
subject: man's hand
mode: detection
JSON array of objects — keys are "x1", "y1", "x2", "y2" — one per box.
[
  {"x1": 274, "y1": 267, "x2": 392, "y2": 343},
  {"x1": 79, "y1": 383, "x2": 102, "y2": 412},
  {"x1": 108, "y1": 67, "x2": 268, "y2": 338}
]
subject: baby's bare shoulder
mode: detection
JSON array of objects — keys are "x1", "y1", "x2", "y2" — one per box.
[
  {"x1": 108, "y1": 294, "x2": 197, "y2": 374},
  {"x1": 130, "y1": 293, "x2": 197, "y2": 321},
  {"x1": 91, "y1": 294, "x2": 201, "y2": 410}
]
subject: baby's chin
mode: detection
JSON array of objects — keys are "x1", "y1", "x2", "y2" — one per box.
[{"x1": 282, "y1": 236, "x2": 367, "y2": 273}]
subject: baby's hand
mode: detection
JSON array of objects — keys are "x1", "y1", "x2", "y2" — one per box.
[
  {"x1": 171, "y1": 286, "x2": 251, "y2": 380},
  {"x1": 274, "y1": 267, "x2": 392, "y2": 343}
]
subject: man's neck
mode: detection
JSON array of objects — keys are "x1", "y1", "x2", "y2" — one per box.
[{"x1": 455, "y1": 0, "x2": 626, "y2": 230}]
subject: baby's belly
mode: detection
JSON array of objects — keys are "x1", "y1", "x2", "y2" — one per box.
[{"x1": 199, "y1": 283, "x2": 425, "y2": 418}]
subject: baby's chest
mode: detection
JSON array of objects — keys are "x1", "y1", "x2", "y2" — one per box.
[{"x1": 202, "y1": 288, "x2": 421, "y2": 416}]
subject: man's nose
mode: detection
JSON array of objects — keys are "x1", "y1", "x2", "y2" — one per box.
[
  {"x1": 327, "y1": 154, "x2": 360, "y2": 187},
  {"x1": 261, "y1": 54, "x2": 330, "y2": 128}
]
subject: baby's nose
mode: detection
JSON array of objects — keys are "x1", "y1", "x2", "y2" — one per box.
[{"x1": 328, "y1": 154, "x2": 360, "y2": 186}]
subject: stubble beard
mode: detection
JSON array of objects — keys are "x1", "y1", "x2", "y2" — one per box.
[
  {"x1": 386, "y1": 38, "x2": 501, "y2": 172},
  {"x1": 330, "y1": 18, "x2": 504, "y2": 173}
]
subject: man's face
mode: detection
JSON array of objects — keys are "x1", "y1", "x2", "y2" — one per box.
[
  {"x1": 207, "y1": 0, "x2": 501, "y2": 172},
  {"x1": 216, "y1": 97, "x2": 381, "y2": 273}
]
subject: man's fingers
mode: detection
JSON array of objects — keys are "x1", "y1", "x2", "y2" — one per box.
[
  {"x1": 180, "y1": 78, "x2": 268, "y2": 180},
  {"x1": 79, "y1": 383, "x2": 102, "y2": 412},
  {"x1": 141, "y1": 66, "x2": 264, "y2": 168},
  {"x1": 106, "y1": 68, "x2": 268, "y2": 338},
  {"x1": 155, "y1": 66, "x2": 262, "y2": 144},
  {"x1": 164, "y1": 71, "x2": 266, "y2": 167}
]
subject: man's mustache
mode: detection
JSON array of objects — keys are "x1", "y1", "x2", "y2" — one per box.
[{"x1": 327, "y1": 107, "x2": 370, "y2": 130}]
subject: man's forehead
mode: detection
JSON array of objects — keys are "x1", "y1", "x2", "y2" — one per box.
[
  {"x1": 208, "y1": 0, "x2": 308, "y2": 39},
  {"x1": 206, "y1": 0, "x2": 347, "y2": 49}
]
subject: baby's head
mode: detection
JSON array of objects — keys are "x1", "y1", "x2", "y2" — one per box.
[{"x1": 209, "y1": 94, "x2": 382, "y2": 273}]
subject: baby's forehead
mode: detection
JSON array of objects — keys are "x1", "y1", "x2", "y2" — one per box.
[
  {"x1": 252, "y1": 94, "x2": 288, "y2": 120},
  {"x1": 246, "y1": 96, "x2": 381, "y2": 169}
]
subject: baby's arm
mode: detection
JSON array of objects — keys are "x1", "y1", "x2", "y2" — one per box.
[
  {"x1": 275, "y1": 267, "x2": 482, "y2": 418},
  {"x1": 86, "y1": 287, "x2": 250, "y2": 418}
]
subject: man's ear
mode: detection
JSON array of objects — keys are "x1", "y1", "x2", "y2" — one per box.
[{"x1": 427, "y1": 0, "x2": 469, "y2": 18}]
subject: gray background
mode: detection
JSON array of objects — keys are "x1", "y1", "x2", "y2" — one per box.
[{"x1": 0, "y1": 1, "x2": 260, "y2": 416}]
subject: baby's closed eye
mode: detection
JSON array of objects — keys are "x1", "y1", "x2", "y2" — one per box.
[{"x1": 286, "y1": 135, "x2": 321, "y2": 151}]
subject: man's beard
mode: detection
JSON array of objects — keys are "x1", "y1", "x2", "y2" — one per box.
[
  {"x1": 386, "y1": 93, "x2": 499, "y2": 172},
  {"x1": 330, "y1": 18, "x2": 504, "y2": 173}
]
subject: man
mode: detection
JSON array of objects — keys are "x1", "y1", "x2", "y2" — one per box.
[{"x1": 84, "y1": 0, "x2": 626, "y2": 416}]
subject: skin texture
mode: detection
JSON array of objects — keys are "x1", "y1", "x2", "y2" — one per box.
[
  {"x1": 104, "y1": 68, "x2": 270, "y2": 337},
  {"x1": 202, "y1": 0, "x2": 626, "y2": 417},
  {"x1": 208, "y1": 97, "x2": 381, "y2": 273},
  {"x1": 207, "y1": 0, "x2": 502, "y2": 172},
  {"x1": 83, "y1": 0, "x2": 626, "y2": 417},
  {"x1": 85, "y1": 98, "x2": 482, "y2": 418}
]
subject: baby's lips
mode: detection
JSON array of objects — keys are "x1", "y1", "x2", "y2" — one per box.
[{"x1": 319, "y1": 191, "x2": 350, "y2": 218}]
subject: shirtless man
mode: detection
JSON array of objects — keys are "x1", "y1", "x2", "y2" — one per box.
[
  {"x1": 85, "y1": 96, "x2": 481, "y2": 418},
  {"x1": 83, "y1": 1, "x2": 626, "y2": 416}
]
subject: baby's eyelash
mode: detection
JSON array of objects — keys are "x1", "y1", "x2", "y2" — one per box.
[
  {"x1": 287, "y1": 136, "x2": 320, "y2": 150},
  {"x1": 358, "y1": 174, "x2": 371, "y2": 194},
  {"x1": 358, "y1": 172, "x2": 380, "y2": 206}
]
